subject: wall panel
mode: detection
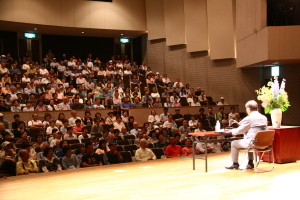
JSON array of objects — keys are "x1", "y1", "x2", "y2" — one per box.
[
  {"x1": 12, "y1": 0, "x2": 30, "y2": 23},
  {"x1": 132, "y1": 0, "x2": 147, "y2": 30},
  {"x1": 61, "y1": 0, "x2": 75, "y2": 27},
  {"x1": 163, "y1": 0, "x2": 186, "y2": 46},
  {"x1": 0, "y1": 0, "x2": 13, "y2": 21},
  {"x1": 89, "y1": 1, "x2": 106, "y2": 29},
  {"x1": 45, "y1": 0, "x2": 62, "y2": 26},
  {"x1": 74, "y1": 0, "x2": 90, "y2": 28},
  {"x1": 184, "y1": 0, "x2": 208, "y2": 52},
  {"x1": 207, "y1": 0, "x2": 235, "y2": 60},
  {"x1": 145, "y1": 0, "x2": 165, "y2": 40},
  {"x1": 29, "y1": 0, "x2": 46, "y2": 24}
]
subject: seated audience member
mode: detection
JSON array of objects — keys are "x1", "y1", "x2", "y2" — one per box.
[
  {"x1": 113, "y1": 129, "x2": 123, "y2": 140},
  {"x1": 120, "y1": 97, "x2": 132, "y2": 111},
  {"x1": 0, "y1": 113, "x2": 9, "y2": 129},
  {"x1": 64, "y1": 126, "x2": 77, "y2": 140},
  {"x1": 36, "y1": 142, "x2": 50, "y2": 161},
  {"x1": 195, "y1": 136, "x2": 214, "y2": 154},
  {"x1": 49, "y1": 131, "x2": 63, "y2": 147},
  {"x1": 130, "y1": 122, "x2": 140, "y2": 136},
  {"x1": 113, "y1": 116, "x2": 125, "y2": 131},
  {"x1": 0, "y1": 122, "x2": 13, "y2": 138},
  {"x1": 216, "y1": 107, "x2": 225, "y2": 121},
  {"x1": 134, "y1": 131, "x2": 144, "y2": 147},
  {"x1": 16, "y1": 149, "x2": 38, "y2": 175},
  {"x1": 60, "y1": 120, "x2": 69, "y2": 135},
  {"x1": 154, "y1": 134, "x2": 169, "y2": 148},
  {"x1": 160, "y1": 107, "x2": 169, "y2": 124},
  {"x1": 235, "y1": 113, "x2": 242, "y2": 122},
  {"x1": 228, "y1": 106, "x2": 237, "y2": 120},
  {"x1": 188, "y1": 115, "x2": 198, "y2": 128},
  {"x1": 147, "y1": 130, "x2": 158, "y2": 144},
  {"x1": 221, "y1": 114, "x2": 229, "y2": 128},
  {"x1": 46, "y1": 120, "x2": 58, "y2": 136},
  {"x1": 39, "y1": 147, "x2": 62, "y2": 172},
  {"x1": 90, "y1": 136, "x2": 99, "y2": 149},
  {"x1": 16, "y1": 131, "x2": 31, "y2": 145},
  {"x1": 0, "y1": 141, "x2": 16, "y2": 176},
  {"x1": 58, "y1": 97, "x2": 71, "y2": 110},
  {"x1": 93, "y1": 99, "x2": 105, "y2": 109},
  {"x1": 206, "y1": 107, "x2": 215, "y2": 120},
  {"x1": 81, "y1": 142, "x2": 102, "y2": 167},
  {"x1": 42, "y1": 113, "x2": 52, "y2": 127},
  {"x1": 182, "y1": 138, "x2": 193, "y2": 156},
  {"x1": 47, "y1": 99, "x2": 59, "y2": 111},
  {"x1": 190, "y1": 97, "x2": 201, "y2": 106},
  {"x1": 196, "y1": 108, "x2": 206, "y2": 120},
  {"x1": 91, "y1": 119, "x2": 103, "y2": 135},
  {"x1": 76, "y1": 146, "x2": 86, "y2": 164},
  {"x1": 173, "y1": 108, "x2": 184, "y2": 122},
  {"x1": 28, "y1": 113, "x2": 45, "y2": 128},
  {"x1": 105, "y1": 111, "x2": 116, "y2": 125},
  {"x1": 95, "y1": 140, "x2": 109, "y2": 155},
  {"x1": 82, "y1": 110, "x2": 93, "y2": 126},
  {"x1": 61, "y1": 146, "x2": 80, "y2": 170},
  {"x1": 35, "y1": 100, "x2": 47, "y2": 111},
  {"x1": 141, "y1": 92, "x2": 153, "y2": 104},
  {"x1": 135, "y1": 139, "x2": 156, "y2": 161},
  {"x1": 33, "y1": 134, "x2": 44, "y2": 148},
  {"x1": 163, "y1": 97, "x2": 173, "y2": 107},
  {"x1": 172, "y1": 97, "x2": 181, "y2": 107},
  {"x1": 148, "y1": 110, "x2": 161, "y2": 125},
  {"x1": 217, "y1": 97, "x2": 228, "y2": 105},
  {"x1": 73, "y1": 119, "x2": 84, "y2": 135},
  {"x1": 71, "y1": 98, "x2": 84, "y2": 110},
  {"x1": 103, "y1": 141, "x2": 123, "y2": 165},
  {"x1": 20, "y1": 143, "x2": 36, "y2": 161},
  {"x1": 78, "y1": 127, "x2": 91, "y2": 143},
  {"x1": 94, "y1": 112, "x2": 106, "y2": 124},
  {"x1": 153, "y1": 98, "x2": 162, "y2": 107},
  {"x1": 198, "y1": 91, "x2": 208, "y2": 104},
  {"x1": 161, "y1": 88, "x2": 170, "y2": 98},
  {"x1": 11, "y1": 100, "x2": 21, "y2": 112},
  {"x1": 56, "y1": 113, "x2": 66, "y2": 127},
  {"x1": 13, "y1": 121, "x2": 28, "y2": 138},
  {"x1": 68, "y1": 110, "x2": 82, "y2": 127},
  {"x1": 162, "y1": 115, "x2": 177, "y2": 129},
  {"x1": 194, "y1": 123, "x2": 206, "y2": 132},
  {"x1": 179, "y1": 120, "x2": 191, "y2": 139},
  {"x1": 164, "y1": 136, "x2": 182, "y2": 158}
]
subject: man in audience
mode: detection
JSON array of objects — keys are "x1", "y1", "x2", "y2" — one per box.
[
  {"x1": 103, "y1": 141, "x2": 123, "y2": 165},
  {"x1": 78, "y1": 127, "x2": 91, "y2": 143},
  {"x1": 141, "y1": 91, "x2": 153, "y2": 104},
  {"x1": 58, "y1": 97, "x2": 71, "y2": 110},
  {"x1": 160, "y1": 107, "x2": 169, "y2": 123},
  {"x1": 195, "y1": 136, "x2": 214, "y2": 154},
  {"x1": 182, "y1": 138, "x2": 193, "y2": 156},
  {"x1": 91, "y1": 119, "x2": 103, "y2": 135},
  {"x1": 130, "y1": 122, "x2": 141, "y2": 136},
  {"x1": 173, "y1": 108, "x2": 184, "y2": 122},
  {"x1": 68, "y1": 110, "x2": 82, "y2": 127},
  {"x1": 165, "y1": 136, "x2": 182, "y2": 158},
  {"x1": 173, "y1": 78, "x2": 184, "y2": 88},
  {"x1": 81, "y1": 142, "x2": 102, "y2": 167},
  {"x1": 120, "y1": 97, "x2": 132, "y2": 111},
  {"x1": 0, "y1": 113, "x2": 9, "y2": 129},
  {"x1": 194, "y1": 122, "x2": 206, "y2": 132},
  {"x1": 105, "y1": 111, "x2": 116, "y2": 125},
  {"x1": 162, "y1": 115, "x2": 177, "y2": 129},
  {"x1": 135, "y1": 139, "x2": 156, "y2": 161},
  {"x1": 71, "y1": 98, "x2": 84, "y2": 110},
  {"x1": 93, "y1": 99, "x2": 105, "y2": 109},
  {"x1": 28, "y1": 113, "x2": 45, "y2": 128},
  {"x1": 188, "y1": 115, "x2": 198, "y2": 128},
  {"x1": 16, "y1": 149, "x2": 38, "y2": 175},
  {"x1": 217, "y1": 97, "x2": 228, "y2": 105},
  {"x1": 179, "y1": 120, "x2": 191, "y2": 139},
  {"x1": 228, "y1": 106, "x2": 237, "y2": 120},
  {"x1": 216, "y1": 107, "x2": 225, "y2": 121},
  {"x1": 134, "y1": 131, "x2": 144, "y2": 147},
  {"x1": 206, "y1": 107, "x2": 215, "y2": 119}
]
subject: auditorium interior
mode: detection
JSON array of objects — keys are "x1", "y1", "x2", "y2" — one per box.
[{"x1": 0, "y1": 0, "x2": 300, "y2": 199}]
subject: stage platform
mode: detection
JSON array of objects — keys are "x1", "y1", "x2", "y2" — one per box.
[{"x1": 1, "y1": 152, "x2": 299, "y2": 200}]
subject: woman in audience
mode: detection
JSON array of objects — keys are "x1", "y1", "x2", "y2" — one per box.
[
  {"x1": 33, "y1": 134, "x2": 45, "y2": 148},
  {"x1": 84, "y1": 99, "x2": 93, "y2": 109},
  {"x1": 121, "y1": 111, "x2": 129, "y2": 123},
  {"x1": 153, "y1": 98, "x2": 162, "y2": 107},
  {"x1": 12, "y1": 73, "x2": 21, "y2": 84},
  {"x1": 95, "y1": 139, "x2": 109, "y2": 155},
  {"x1": 155, "y1": 133, "x2": 169, "y2": 148},
  {"x1": 76, "y1": 146, "x2": 86, "y2": 164},
  {"x1": 98, "y1": 67, "x2": 106, "y2": 76},
  {"x1": 161, "y1": 129, "x2": 170, "y2": 142},
  {"x1": 11, "y1": 100, "x2": 21, "y2": 112},
  {"x1": 42, "y1": 113, "x2": 52, "y2": 127},
  {"x1": 94, "y1": 112, "x2": 105, "y2": 124},
  {"x1": 162, "y1": 74, "x2": 171, "y2": 84},
  {"x1": 4, "y1": 94, "x2": 12, "y2": 108},
  {"x1": 39, "y1": 147, "x2": 62, "y2": 172},
  {"x1": 1, "y1": 73, "x2": 11, "y2": 83},
  {"x1": 221, "y1": 113, "x2": 229, "y2": 129},
  {"x1": 164, "y1": 97, "x2": 173, "y2": 107},
  {"x1": 62, "y1": 146, "x2": 80, "y2": 170},
  {"x1": 2, "y1": 83, "x2": 11, "y2": 94},
  {"x1": 179, "y1": 88, "x2": 188, "y2": 98},
  {"x1": 166, "y1": 82, "x2": 174, "y2": 93},
  {"x1": 113, "y1": 91, "x2": 122, "y2": 110},
  {"x1": 27, "y1": 94, "x2": 37, "y2": 107},
  {"x1": 21, "y1": 73, "x2": 31, "y2": 83},
  {"x1": 148, "y1": 110, "x2": 161, "y2": 126},
  {"x1": 172, "y1": 97, "x2": 181, "y2": 107},
  {"x1": 170, "y1": 92, "x2": 179, "y2": 103},
  {"x1": 24, "y1": 82, "x2": 35, "y2": 95},
  {"x1": 55, "y1": 113, "x2": 65, "y2": 127},
  {"x1": 15, "y1": 83, "x2": 23, "y2": 93},
  {"x1": 82, "y1": 110, "x2": 93, "y2": 126},
  {"x1": 47, "y1": 99, "x2": 59, "y2": 111},
  {"x1": 143, "y1": 122, "x2": 151, "y2": 135},
  {"x1": 13, "y1": 121, "x2": 29, "y2": 139},
  {"x1": 147, "y1": 130, "x2": 158, "y2": 144},
  {"x1": 52, "y1": 93, "x2": 60, "y2": 105},
  {"x1": 16, "y1": 131, "x2": 30, "y2": 145},
  {"x1": 113, "y1": 116, "x2": 125, "y2": 131},
  {"x1": 151, "y1": 87, "x2": 160, "y2": 98},
  {"x1": 185, "y1": 84, "x2": 191, "y2": 93},
  {"x1": 55, "y1": 140, "x2": 69, "y2": 158},
  {"x1": 35, "y1": 100, "x2": 47, "y2": 111},
  {"x1": 127, "y1": 116, "x2": 135, "y2": 130}
]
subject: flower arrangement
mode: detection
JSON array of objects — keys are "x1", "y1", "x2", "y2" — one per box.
[{"x1": 255, "y1": 77, "x2": 291, "y2": 114}]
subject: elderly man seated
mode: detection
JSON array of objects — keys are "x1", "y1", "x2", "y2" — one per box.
[
  {"x1": 16, "y1": 149, "x2": 38, "y2": 175},
  {"x1": 135, "y1": 139, "x2": 156, "y2": 161}
]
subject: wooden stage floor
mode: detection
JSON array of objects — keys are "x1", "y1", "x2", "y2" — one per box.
[{"x1": 1, "y1": 152, "x2": 299, "y2": 200}]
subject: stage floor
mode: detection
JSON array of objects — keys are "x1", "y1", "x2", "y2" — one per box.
[{"x1": 1, "y1": 152, "x2": 300, "y2": 200}]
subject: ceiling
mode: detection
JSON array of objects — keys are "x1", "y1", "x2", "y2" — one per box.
[{"x1": 0, "y1": 20, "x2": 147, "y2": 38}]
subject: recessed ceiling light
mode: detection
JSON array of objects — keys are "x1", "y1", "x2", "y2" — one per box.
[
  {"x1": 121, "y1": 34, "x2": 123, "y2": 35},
  {"x1": 34, "y1": 28, "x2": 37, "y2": 30},
  {"x1": 82, "y1": 32, "x2": 84, "y2": 33}
]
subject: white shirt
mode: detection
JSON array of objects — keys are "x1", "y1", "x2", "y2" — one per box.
[
  {"x1": 188, "y1": 120, "x2": 198, "y2": 127},
  {"x1": 217, "y1": 101, "x2": 228, "y2": 105},
  {"x1": 191, "y1": 102, "x2": 201, "y2": 106},
  {"x1": 76, "y1": 78, "x2": 86, "y2": 85},
  {"x1": 22, "y1": 64, "x2": 30, "y2": 70},
  {"x1": 28, "y1": 120, "x2": 43, "y2": 126},
  {"x1": 68, "y1": 117, "x2": 82, "y2": 127},
  {"x1": 148, "y1": 115, "x2": 160, "y2": 123},
  {"x1": 39, "y1": 68, "x2": 49, "y2": 75},
  {"x1": 151, "y1": 93, "x2": 160, "y2": 98},
  {"x1": 135, "y1": 148, "x2": 156, "y2": 161},
  {"x1": 23, "y1": 107, "x2": 34, "y2": 111},
  {"x1": 87, "y1": 62, "x2": 93, "y2": 68},
  {"x1": 78, "y1": 134, "x2": 91, "y2": 143},
  {"x1": 113, "y1": 122, "x2": 125, "y2": 131}
]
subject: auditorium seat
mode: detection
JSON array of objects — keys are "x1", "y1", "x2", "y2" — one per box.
[
  {"x1": 67, "y1": 139, "x2": 80, "y2": 145},
  {"x1": 148, "y1": 143, "x2": 154, "y2": 148},
  {"x1": 123, "y1": 135, "x2": 135, "y2": 140},
  {"x1": 117, "y1": 145, "x2": 124, "y2": 152},
  {"x1": 116, "y1": 139, "x2": 130, "y2": 145},
  {"x1": 120, "y1": 151, "x2": 133, "y2": 163},
  {"x1": 123, "y1": 144, "x2": 138, "y2": 155},
  {"x1": 183, "y1": 114, "x2": 192, "y2": 121},
  {"x1": 80, "y1": 138, "x2": 91, "y2": 144},
  {"x1": 151, "y1": 148, "x2": 165, "y2": 159},
  {"x1": 70, "y1": 143, "x2": 84, "y2": 150}
]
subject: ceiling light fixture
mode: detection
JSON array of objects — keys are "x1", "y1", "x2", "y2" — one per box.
[
  {"x1": 121, "y1": 34, "x2": 123, "y2": 35},
  {"x1": 82, "y1": 32, "x2": 84, "y2": 33}
]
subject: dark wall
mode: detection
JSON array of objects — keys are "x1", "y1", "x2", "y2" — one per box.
[
  {"x1": 0, "y1": 30, "x2": 18, "y2": 58},
  {"x1": 42, "y1": 34, "x2": 114, "y2": 62},
  {"x1": 133, "y1": 35, "x2": 143, "y2": 64}
]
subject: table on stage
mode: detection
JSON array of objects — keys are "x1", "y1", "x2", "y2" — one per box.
[
  {"x1": 264, "y1": 126, "x2": 300, "y2": 163},
  {"x1": 188, "y1": 131, "x2": 242, "y2": 172}
]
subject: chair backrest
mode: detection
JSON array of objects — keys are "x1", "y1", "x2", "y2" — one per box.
[
  {"x1": 120, "y1": 151, "x2": 133, "y2": 163},
  {"x1": 117, "y1": 139, "x2": 130, "y2": 145},
  {"x1": 80, "y1": 138, "x2": 91, "y2": 144},
  {"x1": 253, "y1": 130, "x2": 275, "y2": 148},
  {"x1": 67, "y1": 139, "x2": 80, "y2": 144},
  {"x1": 151, "y1": 148, "x2": 165, "y2": 159},
  {"x1": 147, "y1": 143, "x2": 154, "y2": 148},
  {"x1": 123, "y1": 135, "x2": 135, "y2": 140},
  {"x1": 123, "y1": 144, "x2": 138, "y2": 155}
]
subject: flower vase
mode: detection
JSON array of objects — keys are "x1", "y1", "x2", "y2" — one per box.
[{"x1": 270, "y1": 109, "x2": 282, "y2": 128}]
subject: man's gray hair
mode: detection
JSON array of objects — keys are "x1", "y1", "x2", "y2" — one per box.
[{"x1": 245, "y1": 100, "x2": 258, "y2": 111}]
